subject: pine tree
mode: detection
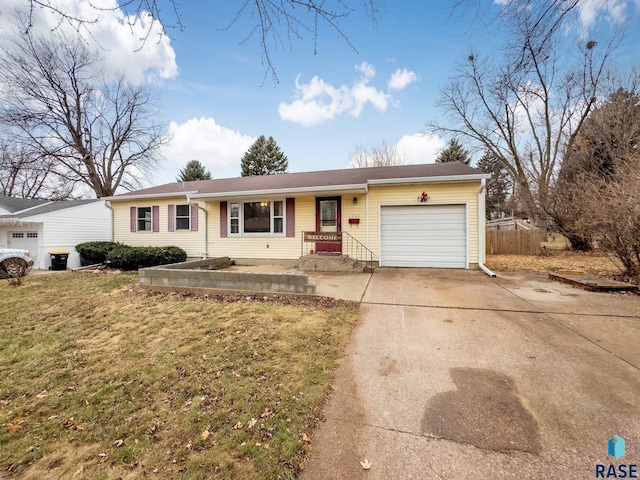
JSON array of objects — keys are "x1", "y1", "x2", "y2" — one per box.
[
  {"x1": 436, "y1": 139, "x2": 471, "y2": 165},
  {"x1": 477, "y1": 150, "x2": 512, "y2": 219},
  {"x1": 176, "y1": 160, "x2": 212, "y2": 182},
  {"x1": 241, "y1": 136, "x2": 288, "y2": 176}
]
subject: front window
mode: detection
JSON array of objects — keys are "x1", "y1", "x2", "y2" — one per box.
[
  {"x1": 230, "y1": 200, "x2": 285, "y2": 235},
  {"x1": 230, "y1": 203, "x2": 240, "y2": 234},
  {"x1": 137, "y1": 207, "x2": 151, "y2": 231},
  {"x1": 175, "y1": 204, "x2": 190, "y2": 230},
  {"x1": 244, "y1": 202, "x2": 271, "y2": 233},
  {"x1": 273, "y1": 200, "x2": 284, "y2": 233}
]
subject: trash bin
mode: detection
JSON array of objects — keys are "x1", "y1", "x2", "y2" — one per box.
[{"x1": 49, "y1": 251, "x2": 69, "y2": 271}]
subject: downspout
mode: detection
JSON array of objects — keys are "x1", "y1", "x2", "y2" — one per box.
[
  {"x1": 477, "y1": 179, "x2": 496, "y2": 277},
  {"x1": 104, "y1": 200, "x2": 114, "y2": 242},
  {"x1": 187, "y1": 195, "x2": 208, "y2": 259}
]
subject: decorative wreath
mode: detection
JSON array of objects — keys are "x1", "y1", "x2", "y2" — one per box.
[{"x1": 418, "y1": 191, "x2": 429, "y2": 202}]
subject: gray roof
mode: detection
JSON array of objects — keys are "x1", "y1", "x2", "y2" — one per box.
[
  {"x1": 110, "y1": 162, "x2": 487, "y2": 200},
  {"x1": 0, "y1": 196, "x2": 100, "y2": 219},
  {"x1": 0, "y1": 196, "x2": 49, "y2": 213}
]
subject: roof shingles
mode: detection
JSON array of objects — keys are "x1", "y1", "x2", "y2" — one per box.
[{"x1": 112, "y1": 162, "x2": 485, "y2": 199}]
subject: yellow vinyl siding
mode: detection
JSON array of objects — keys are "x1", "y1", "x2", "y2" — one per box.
[
  {"x1": 112, "y1": 199, "x2": 206, "y2": 257},
  {"x1": 112, "y1": 182, "x2": 484, "y2": 265},
  {"x1": 207, "y1": 197, "x2": 316, "y2": 260},
  {"x1": 366, "y1": 182, "x2": 482, "y2": 265},
  {"x1": 340, "y1": 194, "x2": 366, "y2": 245}
]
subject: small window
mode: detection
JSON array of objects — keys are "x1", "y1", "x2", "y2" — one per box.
[
  {"x1": 175, "y1": 204, "x2": 190, "y2": 230},
  {"x1": 230, "y1": 203, "x2": 240, "y2": 234},
  {"x1": 26, "y1": 232, "x2": 38, "y2": 238},
  {"x1": 137, "y1": 207, "x2": 152, "y2": 231},
  {"x1": 12, "y1": 233, "x2": 24, "y2": 238},
  {"x1": 273, "y1": 200, "x2": 284, "y2": 233}
]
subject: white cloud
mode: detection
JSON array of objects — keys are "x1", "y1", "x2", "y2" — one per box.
[
  {"x1": 0, "y1": 0, "x2": 178, "y2": 83},
  {"x1": 396, "y1": 132, "x2": 446, "y2": 164},
  {"x1": 355, "y1": 61, "x2": 376, "y2": 78},
  {"x1": 388, "y1": 68, "x2": 418, "y2": 91},
  {"x1": 578, "y1": 0, "x2": 627, "y2": 29},
  {"x1": 159, "y1": 117, "x2": 254, "y2": 182},
  {"x1": 279, "y1": 62, "x2": 395, "y2": 126}
]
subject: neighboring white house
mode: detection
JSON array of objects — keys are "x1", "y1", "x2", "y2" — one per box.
[{"x1": 0, "y1": 197, "x2": 112, "y2": 270}]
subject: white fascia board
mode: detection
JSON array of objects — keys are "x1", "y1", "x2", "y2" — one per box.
[
  {"x1": 367, "y1": 174, "x2": 491, "y2": 186},
  {"x1": 188, "y1": 184, "x2": 368, "y2": 200},
  {"x1": 101, "y1": 191, "x2": 199, "y2": 202}
]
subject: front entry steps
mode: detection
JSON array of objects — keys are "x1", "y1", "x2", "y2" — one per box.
[{"x1": 300, "y1": 254, "x2": 377, "y2": 273}]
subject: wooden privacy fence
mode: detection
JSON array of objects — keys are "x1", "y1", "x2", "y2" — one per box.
[{"x1": 486, "y1": 228, "x2": 542, "y2": 255}]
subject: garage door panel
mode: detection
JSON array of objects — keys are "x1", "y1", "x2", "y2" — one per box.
[
  {"x1": 384, "y1": 214, "x2": 464, "y2": 224},
  {"x1": 380, "y1": 227, "x2": 466, "y2": 237},
  {"x1": 380, "y1": 205, "x2": 466, "y2": 268}
]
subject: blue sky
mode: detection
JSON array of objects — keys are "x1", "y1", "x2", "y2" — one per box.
[
  {"x1": 154, "y1": 1, "x2": 504, "y2": 184},
  {"x1": 0, "y1": 0, "x2": 638, "y2": 188}
]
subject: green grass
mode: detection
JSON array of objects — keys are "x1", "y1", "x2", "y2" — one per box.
[{"x1": 0, "y1": 272, "x2": 359, "y2": 479}]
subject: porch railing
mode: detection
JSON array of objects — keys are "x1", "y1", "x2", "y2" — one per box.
[{"x1": 341, "y1": 231, "x2": 377, "y2": 272}]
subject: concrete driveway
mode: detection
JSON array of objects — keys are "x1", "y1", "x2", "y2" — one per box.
[{"x1": 301, "y1": 269, "x2": 640, "y2": 479}]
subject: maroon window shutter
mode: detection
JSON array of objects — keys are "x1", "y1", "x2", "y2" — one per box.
[
  {"x1": 152, "y1": 206, "x2": 159, "y2": 232},
  {"x1": 220, "y1": 201, "x2": 228, "y2": 238},
  {"x1": 191, "y1": 203, "x2": 199, "y2": 231},
  {"x1": 168, "y1": 205, "x2": 175, "y2": 232},
  {"x1": 130, "y1": 207, "x2": 136, "y2": 232},
  {"x1": 286, "y1": 198, "x2": 295, "y2": 237}
]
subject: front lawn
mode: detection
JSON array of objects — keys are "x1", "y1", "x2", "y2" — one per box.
[{"x1": 0, "y1": 272, "x2": 358, "y2": 479}]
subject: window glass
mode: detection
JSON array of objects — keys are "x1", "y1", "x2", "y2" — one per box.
[
  {"x1": 273, "y1": 200, "x2": 284, "y2": 233},
  {"x1": 230, "y1": 203, "x2": 240, "y2": 234},
  {"x1": 244, "y1": 202, "x2": 271, "y2": 233},
  {"x1": 137, "y1": 207, "x2": 151, "y2": 231},
  {"x1": 176, "y1": 204, "x2": 190, "y2": 230}
]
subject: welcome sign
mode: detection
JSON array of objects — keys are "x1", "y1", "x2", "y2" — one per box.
[{"x1": 303, "y1": 232, "x2": 342, "y2": 243}]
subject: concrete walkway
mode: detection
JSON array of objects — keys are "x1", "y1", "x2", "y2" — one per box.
[{"x1": 301, "y1": 269, "x2": 640, "y2": 479}]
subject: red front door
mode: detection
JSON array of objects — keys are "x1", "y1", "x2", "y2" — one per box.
[{"x1": 315, "y1": 196, "x2": 341, "y2": 254}]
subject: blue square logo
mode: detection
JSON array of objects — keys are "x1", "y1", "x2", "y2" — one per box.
[{"x1": 608, "y1": 435, "x2": 626, "y2": 460}]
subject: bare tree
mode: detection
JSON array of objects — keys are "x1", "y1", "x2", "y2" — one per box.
[
  {"x1": 0, "y1": 27, "x2": 168, "y2": 197},
  {"x1": 0, "y1": 140, "x2": 77, "y2": 199},
  {"x1": 349, "y1": 139, "x2": 406, "y2": 168},
  {"x1": 22, "y1": 0, "x2": 377, "y2": 82},
  {"x1": 430, "y1": 7, "x2": 618, "y2": 227},
  {"x1": 579, "y1": 160, "x2": 640, "y2": 281},
  {"x1": 551, "y1": 81, "x2": 640, "y2": 264}
]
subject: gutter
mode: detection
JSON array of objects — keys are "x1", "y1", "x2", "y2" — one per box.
[
  {"x1": 101, "y1": 191, "x2": 199, "y2": 202},
  {"x1": 188, "y1": 183, "x2": 368, "y2": 200},
  {"x1": 367, "y1": 173, "x2": 491, "y2": 186},
  {"x1": 477, "y1": 179, "x2": 496, "y2": 277}
]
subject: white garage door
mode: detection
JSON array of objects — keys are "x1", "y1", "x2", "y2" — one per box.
[
  {"x1": 380, "y1": 205, "x2": 467, "y2": 268},
  {"x1": 8, "y1": 231, "x2": 39, "y2": 255}
]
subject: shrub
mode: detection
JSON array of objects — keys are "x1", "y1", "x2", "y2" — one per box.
[
  {"x1": 75, "y1": 241, "x2": 121, "y2": 264},
  {"x1": 105, "y1": 245, "x2": 187, "y2": 270}
]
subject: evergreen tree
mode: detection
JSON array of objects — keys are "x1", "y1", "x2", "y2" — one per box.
[
  {"x1": 176, "y1": 160, "x2": 212, "y2": 182},
  {"x1": 436, "y1": 139, "x2": 471, "y2": 165},
  {"x1": 241, "y1": 136, "x2": 288, "y2": 176},
  {"x1": 477, "y1": 150, "x2": 511, "y2": 219}
]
